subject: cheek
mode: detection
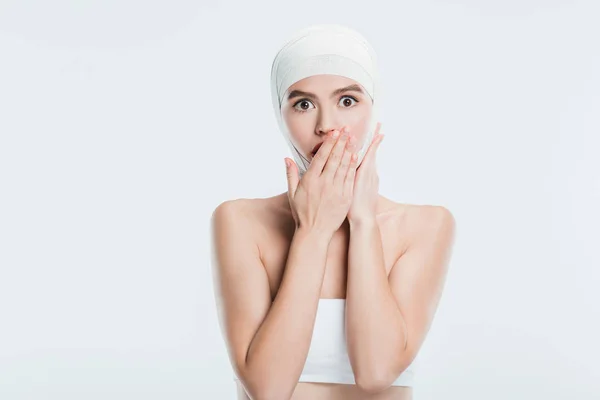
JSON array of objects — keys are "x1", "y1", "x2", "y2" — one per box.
[
  {"x1": 281, "y1": 107, "x2": 299, "y2": 134},
  {"x1": 282, "y1": 109, "x2": 312, "y2": 153},
  {"x1": 347, "y1": 112, "x2": 372, "y2": 147}
]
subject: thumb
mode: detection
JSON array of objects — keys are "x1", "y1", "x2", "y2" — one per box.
[{"x1": 285, "y1": 158, "x2": 299, "y2": 197}]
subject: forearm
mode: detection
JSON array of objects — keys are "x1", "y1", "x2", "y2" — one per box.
[
  {"x1": 243, "y1": 227, "x2": 331, "y2": 399},
  {"x1": 346, "y1": 219, "x2": 408, "y2": 391}
]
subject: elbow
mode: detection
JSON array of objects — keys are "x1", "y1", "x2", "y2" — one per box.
[
  {"x1": 235, "y1": 371, "x2": 295, "y2": 400},
  {"x1": 254, "y1": 387, "x2": 295, "y2": 400},
  {"x1": 354, "y1": 348, "x2": 415, "y2": 393},
  {"x1": 246, "y1": 389, "x2": 291, "y2": 400},
  {"x1": 355, "y1": 360, "x2": 410, "y2": 394},
  {"x1": 355, "y1": 372, "x2": 394, "y2": 394},
  {"x1": 355, "y1": 360, "x2": 414, "y2": 394}
]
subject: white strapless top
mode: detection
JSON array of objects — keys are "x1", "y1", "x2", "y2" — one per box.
[{"x1": 234, "y1": 298, "x2": 417, "y2": 386}]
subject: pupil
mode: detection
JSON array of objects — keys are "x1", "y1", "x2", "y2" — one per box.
[{"x1": 344, "y1": 98, "x2": 351, "y2": 106}]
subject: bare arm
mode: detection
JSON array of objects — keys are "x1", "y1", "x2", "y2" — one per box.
[
  {"x1": 346, "y1": 206, "x2": 456, "y2": 393},
  {"x1": 211, "y1": 200, "x2": 332, "y2": 400}
]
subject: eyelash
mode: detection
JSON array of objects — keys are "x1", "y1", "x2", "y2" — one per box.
[{"x1": 292, "y1": 96, "x2": 359, "y2": 114}]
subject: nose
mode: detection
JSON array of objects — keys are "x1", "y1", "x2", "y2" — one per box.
[{"x1": 315, "y1": 108, "x2": 340, "y2": 137}]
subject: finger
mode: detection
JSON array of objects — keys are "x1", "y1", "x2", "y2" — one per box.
[
  {"x1": 361, "y1": 123, "x2": 384, "y2": 166},
  {"x1": 358, "y1": 136, "x2": 383, "y2": 176},
  {"x1": 307, "y1": 130, "x2": 340, "y2": 176},
  {"x1": 343, "y1": 152, "x2": 359, "y2": 197},
  {"x1": 285, "y1": 158, "x2": 299, "y2": 197},
  {"x1": 370, "y1": 134, "x2": 384, "y2": 164},
  {"x1": 333, "y1": 135, "x2": 356, "y2": 186},
  {"x1": 322, "y1": 129, "x2": 350, "y2": 180}
]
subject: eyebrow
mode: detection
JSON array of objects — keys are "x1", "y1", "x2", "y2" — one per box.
[{"x1": 287, "y1": 84, "x2": 365, "y2": 101}]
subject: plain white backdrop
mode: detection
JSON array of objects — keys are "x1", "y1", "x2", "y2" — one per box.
[{"x1": 1, "y1": 0, "x2": 598, "y2": 399}]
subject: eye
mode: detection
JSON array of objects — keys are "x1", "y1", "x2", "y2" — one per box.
[
  {"x1": 339, "y1": 96, "x2": 359, "y2": 108},
  {"x1": 293, "y1": 99, "x2": 315, "y2": 113}
]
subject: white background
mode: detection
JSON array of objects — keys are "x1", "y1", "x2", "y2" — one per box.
[{"x1": 1, "y1": 0, "x2": 598, "y2": 399}]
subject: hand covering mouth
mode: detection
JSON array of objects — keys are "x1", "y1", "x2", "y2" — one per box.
[
  {"x1": 310, "y1": 142, "x2": 324, "y2": 157},
  {"x1": 270, "y1": 23, "x2": 379, "y2": 177}
]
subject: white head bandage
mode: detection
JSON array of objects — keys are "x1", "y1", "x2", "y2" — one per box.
[{"x1": 270, "y1": 24, "x2": 379, "y2": 178}]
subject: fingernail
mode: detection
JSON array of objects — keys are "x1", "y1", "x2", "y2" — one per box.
[{"x1": 332, "y1": 130, "x2": 340, "y2": 138}]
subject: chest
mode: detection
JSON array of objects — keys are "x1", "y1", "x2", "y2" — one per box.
[{"x1": 259, "y1": 219, "x2": 405, "y2": 300}]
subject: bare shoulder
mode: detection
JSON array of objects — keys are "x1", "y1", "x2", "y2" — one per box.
[
  {"x1": 382, "y1": 197, "x2": 456, "y2": 244},
  {"x1": 212, "y1": 197, "x2": 260, "y2": 220},
  {"x1": 211, "y1": 194, "x2": 291, "y2": 244},
  {"x1": 212, "y1": 196, "x2": 272, "y2": 223},
  {"x1": 408, "y1": 204, "x2": 455, "y2": 229}
]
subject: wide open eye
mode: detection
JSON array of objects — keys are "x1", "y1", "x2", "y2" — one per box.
[
  {"x1": 293, "y1": 99, "x2": 315, "y2": 113},
  {"x1": 339, "y1": 96, "x2": 359, "y2": 108}
]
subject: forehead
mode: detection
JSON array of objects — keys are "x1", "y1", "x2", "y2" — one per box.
[{"x1": 285, "y1": 74, "x2": 361, "y2": 94}]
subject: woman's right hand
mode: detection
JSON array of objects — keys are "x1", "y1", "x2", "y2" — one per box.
[{"x1": 285, "y1": 127, "x2": 358, "y2": 237}]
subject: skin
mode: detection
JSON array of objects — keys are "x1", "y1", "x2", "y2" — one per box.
[
  {"x1": 211, "y1": 75, "x2": 456, "y2": 400},
  {"x1": 282, "y1": 74, "x2": 372, "y2": 165}
]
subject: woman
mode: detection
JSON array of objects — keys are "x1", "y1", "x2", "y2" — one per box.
[{"x1": 211, "y1": 24, "x2": 456, "y2": 400}]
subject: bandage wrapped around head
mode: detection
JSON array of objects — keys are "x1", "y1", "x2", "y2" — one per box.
[{"x1": 270, "y1": 24, "x2": 379, "y2": 179}]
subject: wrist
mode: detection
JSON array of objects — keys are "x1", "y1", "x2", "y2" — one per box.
[
  {"x1": 348, "y1": 216, "x2": 377, "y2": 230},
  {"x1": 294, "y1": 224, "x2": 334, "y2": 246}
]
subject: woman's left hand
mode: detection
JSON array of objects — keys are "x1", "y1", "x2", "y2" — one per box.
[{"x1": 347, "y1": 122, "x2": 384, "y2": 225}]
